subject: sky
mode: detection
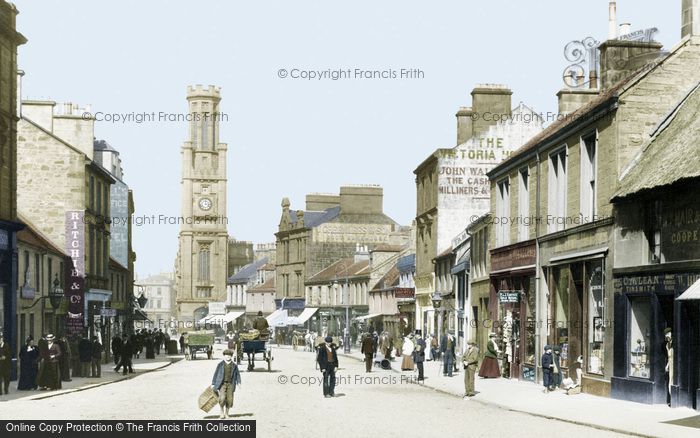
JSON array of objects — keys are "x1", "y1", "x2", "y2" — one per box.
[{"x1": 12, "y1": 0, "x2": 679, "y2": 279}]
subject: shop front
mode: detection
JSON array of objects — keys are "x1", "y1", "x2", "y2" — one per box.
[
  {"x1": 612, "y1": 272, "x2": 700, "y2": 409},
  {"x1": 544, "y1": 246, "x2": 609, "y2": 396},
  {"x1": 489, "y1": 240, "x2": 536, "y2": 381}
]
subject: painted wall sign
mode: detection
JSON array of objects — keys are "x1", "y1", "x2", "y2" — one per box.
[
  {"x1": 65, "y1": 210, "x2": 85, "y2": 335},
  {"x1": 110, "y1": 180, "x2": 129, "y2": 267}
]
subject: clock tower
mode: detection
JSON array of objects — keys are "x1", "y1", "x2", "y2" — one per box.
[{"x1": 175, "y1": 85, "x2": 229, "y2": 323}]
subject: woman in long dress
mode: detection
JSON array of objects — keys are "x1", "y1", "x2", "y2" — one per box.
[
  {"x1": 40, "y1": 334, "x2": 62, "y2": 390},
  {"x1": 478, "y1": 332, "x2": 501, "y2": 378},
  {"x1": 401, "y1": 335, "x2": 415, "y2": 371},
  {"x1": 17, "y1": 336, "x2": 39, "y2": 390}
]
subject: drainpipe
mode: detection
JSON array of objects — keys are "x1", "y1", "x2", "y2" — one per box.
[{"x1": 535, "y1": 149, "x2": 542, "y2": 384}]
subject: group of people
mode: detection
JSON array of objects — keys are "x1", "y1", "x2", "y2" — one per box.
[{"x1": 3, "y1": 333, "x2": 103, "y2": 393}]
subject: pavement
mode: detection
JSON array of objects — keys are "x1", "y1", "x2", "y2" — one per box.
[
  {"x1": 0, "y1": 353, "x2": 180, "y2": 402},
  {"x1": 339, "y1": 348, "x2": 700, "y2": 438}
]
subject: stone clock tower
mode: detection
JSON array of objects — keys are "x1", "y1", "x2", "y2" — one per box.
[{"x1": 175, "y1": 85, "x2": 229, "y2": 323}]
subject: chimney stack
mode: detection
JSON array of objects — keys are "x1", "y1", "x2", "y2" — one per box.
[
  {"x1": 682, "y1": 0, "x2": 700, "y2": 38},
  {"x1": 608, "y1": 1, "x2": 618, "y2": 40},
  {"x1": 455, "y1": 106, "x2": 474, "y2": 145}
]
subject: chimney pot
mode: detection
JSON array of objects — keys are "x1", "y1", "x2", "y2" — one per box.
[{"x1": 619, "y1": 22, "x2": 632, "y2": 36}]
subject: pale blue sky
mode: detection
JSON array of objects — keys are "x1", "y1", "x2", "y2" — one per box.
[{"x1": 13, "y1": 0, "x2": 679, "y2": 278}]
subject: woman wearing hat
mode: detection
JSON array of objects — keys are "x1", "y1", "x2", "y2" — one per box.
[
  {"x1": 401, "y1": 335, "x2": 415, "y2": 371},
  {"x1": 18, "y1": 336, "x2": 39, "y2": 390},
  {"x1": 40, "y1": 334, "x2": 62, "y2": 390},
  {"x1": 478, "y1": 332, "x2": 501, "y2": 378}
]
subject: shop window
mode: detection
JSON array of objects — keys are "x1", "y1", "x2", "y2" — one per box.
[
  {"x1": 645, "y1": 200, "x2": 663, "y2": 264},
  {"x1": 580, "y1": 133, "x2": 597, "y2": 221},
  {"x1": 553, "y1": 267, "x2": 569, "y2": 369},
  {"x1": 524, "y1": 277, "x2": 536, "y2": 365},
  {"x1": 628, "y1": 297, "x2": 651, "y2": 379},
  {"x1": 586, "y1": 260, "x2": 605, "y2": 374}
]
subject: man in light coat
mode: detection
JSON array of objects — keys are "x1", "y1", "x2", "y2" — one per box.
[{"x1": 462, "y1": 339, "x2": 479, "y2": 397}]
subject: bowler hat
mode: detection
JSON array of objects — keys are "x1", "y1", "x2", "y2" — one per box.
[
  {"x1": 324, "y1": 336, "x2": 332, "y2": 343},
  {"x1": 664, "y1": 327, "x2": 672, "y2": 335},
  {"x1": 46, "y1": 334, "x2": 55, "y2": 341},
  {"x1": 223, "y1": 349, "x2": 234, "y2": 356}
]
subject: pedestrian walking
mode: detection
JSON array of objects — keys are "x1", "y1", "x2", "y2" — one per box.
[
  {"x1": 145, "y1": 334, "x2": 155, "y2": 359},
  {"x1": 317, "y1": 336, "x2": 339, "y2": 398},
  {"x1": 440, "y1": 332, "x2": 456, "y2": 377},
  {"x1": 462, "y1": 339, "x2": 479, "y2": 397},
  {"x1": 401, "y1": 335, "x2": 415, "y2": 371},
  {"x1": 414, "y1": 334, "x2": 426, "y2": 381},
  {"x1": 91, "y1": 337, "x2": 103, "y2": 377},
  {"x1": 478, "y1": 333, "x2": 501, "y2": 378},
  {"x1": 111, "y1": 334, "x2": 123, "y2": 366},
  {"x1": 78, "y1": 336, "x2": 92, "y2": 377},
  {"x1": 0, "y1": 332, "x2": 11, "y2": 395},
  {"x1": 430, "y1": 334, "x2": 439, "y2": 362},
  {"x1": 69, "y1": 335, "x2": 81, "y2": 378},
  {"x1": 360, "y1": 332, "x2": 374, "y2": 372},
  {"x1": 36, "y1": 334, "x2": 48, "y2": 387},
  {"x1": 179, "y1": 334, "x2": 185, "y2": 354},
  {"x1": 115, "y1": 336, "x2": 134, "y2": 375},
  {"x1": 18, "y1": 336, "x2": 39, "y2": 390},
  {"x1": 541, "y1": 345, "x2": 553, "y2": 393},
  {"x1": 57, "y1": 335, "x2": 72, "y2": 382},
  {"x1": 211, "y1": 349, "x2": 241, "y2": 419}
]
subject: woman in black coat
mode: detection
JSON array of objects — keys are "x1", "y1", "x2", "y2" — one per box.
[{"x1": 18, "y1": 336, "x2": 39, "y2": 390}]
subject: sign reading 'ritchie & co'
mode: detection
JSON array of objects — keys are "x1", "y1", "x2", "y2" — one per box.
[{"x1": 65, "y1": 211, "x2": 85, "y2": 335}]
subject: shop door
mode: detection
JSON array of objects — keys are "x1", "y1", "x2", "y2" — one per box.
[{"x1": 568, "y1": 263, "x2": 584, "y2": 372}]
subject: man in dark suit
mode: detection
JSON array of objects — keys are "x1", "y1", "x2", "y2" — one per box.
[
  {"x1": 91, "y1": 337, "x2": 103, "y2": 377},
  {"x1": 440, "y1": 332, "x2": 456, "y2": 377},
  {"x1": 317, "y1": 336, "x2": 339, "y2": 398},
  {"x1": 0, "y1": 333, "x2": 11, "y2": 395},
  {"x1": 114, "y1": 337, "x2": 134, "y2": 375},
  {"x1": 360, "y1": 333, "x2": 374, "y2": 372}
]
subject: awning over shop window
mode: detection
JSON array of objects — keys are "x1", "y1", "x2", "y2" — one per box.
[
  {"x1": 354, "y1": 313, "x2": 381, "y2": 322},
  {"x1": 133, "y1": 309, "x2": 150, "y2": 321},
  {"x1": 221, "y1": 311, "x2": 244, "y2": 324},
  {"x1": 294, "y1": 307, "x2": 318, "y2": 325},
  {"x1": 266, "y1": 309, "x2": 288, "y2": 327},
  {"x1": 677, "y1": 278, "x2": 700, "y2": 301}
]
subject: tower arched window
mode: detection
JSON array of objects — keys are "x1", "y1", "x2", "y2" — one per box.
[{"x1": 198, "y1": 245, "x2": 211, "y2": 282}]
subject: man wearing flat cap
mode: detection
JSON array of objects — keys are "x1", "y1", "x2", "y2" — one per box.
[
  {"x1": 316, "y1": 336, "x2": 339, "y2": 398},
  {"x1": 211, "y1": 349, "x2": 241, "y2": 419}
]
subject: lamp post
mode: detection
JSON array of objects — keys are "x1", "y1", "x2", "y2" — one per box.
[
  {"x1": 331, "y1": 275, "x2": 351, "y2": 354},
  {"x1": 49, "y1": 274, "x2": 64, "y2": 333},
  {"x1": 431, "y1": 291, "x2": 442, "y2": 341}
]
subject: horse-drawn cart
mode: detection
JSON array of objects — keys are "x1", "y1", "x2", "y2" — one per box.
[
  {"x1": 187, "y1": 330, "x2": 214, "y2": 360},
  {"x1": 240, "y1": 330, "x2": 273, "y2": 371}
]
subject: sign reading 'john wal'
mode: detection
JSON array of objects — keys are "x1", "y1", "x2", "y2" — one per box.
[{"x1": 65, "y1": 211, "x2": 85, "y2": 335}]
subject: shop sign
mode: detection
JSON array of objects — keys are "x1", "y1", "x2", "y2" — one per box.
[
  {"x1": 100, "y1": 308, "x2": 117, "y2": 317},
  {"x1": 522, "y1": 365, "x2": 535, "y2": 382},
  {"x1": 614, "y1": 273, "x2": 700, "y2": 295},
  {"x1": 65, "y1": 211, "x2": 85, "y2": 335},
  {"x1": 491, "y1": 244, "x2": 536, "y2": 272},
  {"x1": 498, "y1": 290, "x2": 520, "y2": 303},
  {"x1": 394, "y1": 288, "x2": 415, "y2": 299}
]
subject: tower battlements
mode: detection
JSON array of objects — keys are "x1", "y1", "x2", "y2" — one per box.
[{"x1": 186, "y1": 84, "x2": 221, "y2": 100}]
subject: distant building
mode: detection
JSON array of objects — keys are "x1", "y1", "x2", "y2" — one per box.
[
  {"x1": 137, "y1": 272, "x2": 175, "y2": 332},
  {"x1": 228, "y1": 238, "x2": 254, "y2": 277}
]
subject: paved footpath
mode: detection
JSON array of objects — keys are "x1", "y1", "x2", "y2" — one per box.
[
  {"x1": 340, "y1": 349, "x2": 700, "y2": 438},
  {"x1": 0, "y1": 354, "x2": 179, "y2": 402}
]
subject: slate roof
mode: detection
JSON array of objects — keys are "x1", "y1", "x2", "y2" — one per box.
[
  {"x1": 288, "y1": 206, "x2": 341, "y2": 228},
  {"x1": 94, "y1": 139, "x2": 118, "y2": 152},
  {"x1": 488, "y1": 41, "x2": 678, "y2": 179},
  {"x1": 248, "y1": 276, "x2": 275, "y2": 293},
  {"x1": 306, "y1": 257, "x2": 370, "y2": 284},
  {"x1": 228, "y1": 257, "x2": 268, "y2": 284},
  {"x1": 396, "y1": 254, "x2": 416, "y2": 275},
  {"x1": 613, "y1": 81, "x2": 700, "y2": 200},
  {"x1": 371, "y1": 266, "x2": 400, "y2": 292}
]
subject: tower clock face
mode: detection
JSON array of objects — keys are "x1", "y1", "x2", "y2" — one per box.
[{"x1": 198, "y1": 197, "x2": 212, "y2": 211}]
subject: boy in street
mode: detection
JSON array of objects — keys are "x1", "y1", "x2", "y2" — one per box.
[
  {"x1": 317, "y1": 336, "x2": 339, "y2": 397},
  {"x1": 541, "y1": 345, "x2": 553, "y2": 393},
  {"x1": 211, "y1": 349, "x2": 241, "y2": 419}
]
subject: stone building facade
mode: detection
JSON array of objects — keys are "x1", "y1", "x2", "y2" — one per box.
[
  {"x1": 275, "y1": 186, "x2": 411, "y2": 313},
  {"x1": 414, "y1": 86, "x2": 543, "y2": 338},
  {"x1": 175, "y1": 85, "x2": 229, "y2": 324},
  {"x1": 18, "y1": 100, "x2": 115, "y2": 341},
  {"x1": 137, "y1": 272, "x2": 175, "y2": 333},
  {"x1": 485, "y1": 1, "x2": 700, "y2": 398},
  {"x1": 0, "y1": 0, "x2": 26, "y2": 366}
]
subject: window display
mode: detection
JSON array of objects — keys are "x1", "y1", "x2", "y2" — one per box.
[
  {"x1": 525, "y1": 277, "x2": 536, "y2": 364},
  {"x1": 553, "y1": 267, "x2": 569, "y2": 369},
  {"x1": 629, "y1": 297, "x2": 651, "y2": 378},
  {"x1": 587, "y1": 260, "x2": 605, "y2": 374}
]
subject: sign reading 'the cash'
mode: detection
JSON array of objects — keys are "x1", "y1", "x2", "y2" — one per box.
[{"x1": 65, "y1": 211, "x2": 85, "y2": 335}]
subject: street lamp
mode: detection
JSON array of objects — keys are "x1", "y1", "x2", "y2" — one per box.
[
  {"x1": 49, "y1": 274, "x2": 64, "y2": 334},
  {"x1": 331, "y1": 276, "x2": 351, "y2": 354},
  {"x1": 431, "y1": 291, "x2": 442, "y2": 340}
]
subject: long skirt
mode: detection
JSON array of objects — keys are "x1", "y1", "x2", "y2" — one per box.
[
  {"x1": 17, "y1": 361, "x2": 38, "y2": 390},
  {"x1": 40, "y1": 361, "x2": 62, "y2": 390},
  {"x1": 401, "y1": 354, "x2": 414, "y2": 371},
  {"x1": 478, "y1": 356, "x2": 500, "y2": 378}
]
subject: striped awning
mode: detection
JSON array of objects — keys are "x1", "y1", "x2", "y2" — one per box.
[{"x1": 677, "y1": 278, "x2": 700, "y2": 301}]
